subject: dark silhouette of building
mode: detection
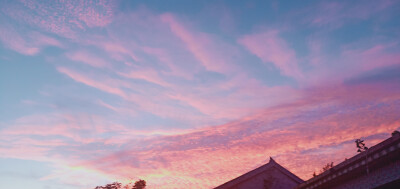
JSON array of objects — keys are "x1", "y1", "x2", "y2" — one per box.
[
  {"x1": 214, "y1": 157, "x2": 303, "y2": 189},
  {"x1": 215, "y1": 131, "x2": 400, "y2": 189},
  {"x1": 297, "y1": 130, "x2": 400, "y2": 189}
]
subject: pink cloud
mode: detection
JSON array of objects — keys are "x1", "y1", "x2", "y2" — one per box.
[
  {"x1": 0, "y1": 26, "x2": 39, "y2": 55},
  {"x1": 2, "y1": 2, "x2": 399, "y2": 189},
  {"x1": 0, "y1": 112, "x2": 132, "y2": 158},
  {"x1": 66, "y1": 51, "x2": 110, "y2": 68},
  {"x1": 161, "y1": 13, "x2": 237, "y2": 74},
  {"x1": 57, "y1": 46, "x2": 282, "y2": 124},
  {"x1": 98, "y1": 41, "x2": 140, "y2": 62},
  {"x1": 56, "y1": 66, "x2": 209, "y2": 123},
  {"x1": 167, "y1": 82, "x2": 297, "y2": 121},
  {"x1": 341, "y1": 44, "x2": 400, "y2": 72},
  {"x1": 3, "y1": 0, "x2": 115, "y2": 39},
  {"x1": 141, "y1": 46, "x2": 194, "y2": 80},
  {"x1": 75, "y1": 1, "x2": 115, "y2": 27},
  {"x1": 56, "y1": 61, "x2": 297, "y2": 125},
  {"x1": 118, "y1": 68, "x2": 169, "y2": 87},
  {"x1": 309, "y1": 2, "x2": 343, "y2": 26},
  {"x1": 79, "y1": 10, "x2": 203, "y2": 81},
  {"x1": 238, "y1": 30, "x2": 303, "y2": 79},
  {"x1": 77, "y1": 81, "x2": 400, "y2": 188},
  {"x1": 305, "y1": 0, "x2": 395, "y2": 27},
  {"x1": 303, "y1": 42, "x2": 400, "y2": 86},
  {"x1": 1, "y1": 79, "x2": 399, "y2": 188},
  {"x1": 31, "y1": 32, "x2": 63, "y2": 47},
  {"x1": 0, "y1": 18, "x2": 62, "y2": 55},
  {"x1": 57, "y1": 67, "x2": 127, "y2": 98}
]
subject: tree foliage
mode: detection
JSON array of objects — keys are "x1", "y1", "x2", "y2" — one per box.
[
  {"x1": 132, "y1": 180, "x2": 146, "y2": 189},
  {"x1": 94, "y1": 179, "x2": 146, "y2": 189},
  {"x1": 312, "y1": 162, "x2": 334, "y2": 177},
  {"x1": 321, "y1": 162, "x2": 334, "y2": 173},
  {"x1": 94, "y1": 182, "x2": 122, "y2": 189},
  {"x1": 312, "y1": 172, "x2": 317, "y2": 177}
]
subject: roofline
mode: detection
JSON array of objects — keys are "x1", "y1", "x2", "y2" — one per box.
[
  {"x1": 297, "y1": 131, "x2": 400, "y2": 188},
  {"x1": 272, "y1": 158, "x2": 304, "y2": 184},
  {"x1": 214, "y1": 157, "x2": 304, "y2": 189}
]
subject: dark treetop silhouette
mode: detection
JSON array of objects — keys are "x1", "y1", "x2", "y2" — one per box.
[{"x1": 94, "y1": 179, "x2": 146, "y2": 189}]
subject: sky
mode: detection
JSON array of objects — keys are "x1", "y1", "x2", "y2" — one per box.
[{"x1": 0, "y1": 0, "x2": 399, "y2": 188}]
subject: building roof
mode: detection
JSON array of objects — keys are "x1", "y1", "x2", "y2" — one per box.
[
  {"x1": 214, "y1": 157, "x2": 304, "y2": 189},
  {"x1": 297, "y1": 131, "x2": 400, "y2": 189}
]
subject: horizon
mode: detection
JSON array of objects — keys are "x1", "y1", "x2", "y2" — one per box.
[{"x1": 0, "y1": 0, "x2": 400, "y2": 188}]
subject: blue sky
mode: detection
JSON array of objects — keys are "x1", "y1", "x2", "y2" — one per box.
[{"x1": 0, "y1": 0, "x2": 400, "y2": 188}]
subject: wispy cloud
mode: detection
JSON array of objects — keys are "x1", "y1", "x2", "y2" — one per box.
[
  {"x1": 78, "y1": 81, "x2": 400, "y2": 188},
  {"x1": 1, "y1": 0, "x2": 400, "y2": 188},
  {"x1": 238, "y1": 30, "x2": 303, "y2": 80},
  {"x1": 66, "y1": 51, "x2": 110, "y2": 68},
  {"x1": 57, "y1": 67, "x2": 128, "y2": 98},
  {"x1": 2, "y1": 0, "x2": 115, "y2": 38},
  {"x1": 0, "y1": 26, "x2": 62, "y2": 55},
  {"x1": 161, "y1": 13, "x2": 238, "y2": 74},
  {"x1": 4, "y1": 79, "x2": 397, "y2": 187}
]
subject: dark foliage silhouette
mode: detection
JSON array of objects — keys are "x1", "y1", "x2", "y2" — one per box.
[
  {"x1": 133, "y1": 180, "x2": 146, "y2": 189},
  {"x1": 94, "y1": 179, "x2": 146, "y2": 189},
  {"x1": 321, "y1": 162, "x2": 334, "y2": 173}
]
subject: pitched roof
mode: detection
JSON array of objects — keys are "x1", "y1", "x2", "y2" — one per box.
[
  {"x1": 297, "y1": 131, "x2": 400, "y2": 189},
  {"x1": 214, "y1": 157, "x2": 304, "y2": 189}
]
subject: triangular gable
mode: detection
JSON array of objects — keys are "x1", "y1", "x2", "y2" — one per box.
[{"x1": 215, "y1": 157, "x2": 303, "y2": 189}]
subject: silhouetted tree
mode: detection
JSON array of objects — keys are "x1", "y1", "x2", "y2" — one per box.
[
  {"x1": 321, "y1": 162, "x2": 334, "y2": 172},
  {"x1": 94, "y1": 180, "x2": 146, "y2": 189},
  {"x1": 314, "y1": 162, "x2": 334, "y2": 175},
  {"x1": 132, "y1": 179, "x2": 146, "y2": 189},
  {"x1": 95, "y1": 182, "x2": 122, "y2": 189},
  {"x1": 312, "y1": 172, "x2": 317, "y2": 177}
]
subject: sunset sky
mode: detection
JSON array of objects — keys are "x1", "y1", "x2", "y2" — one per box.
[{"x1": 1, "y1": 0, "x2": 400, "y2": 188}]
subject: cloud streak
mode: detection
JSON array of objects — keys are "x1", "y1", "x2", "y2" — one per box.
[
  {"x1": 78, "y1": 81, "x2": 400, "y2": 188},
  {"x1": 238, "y1": 30, "x2": 303, "y2": 80},
  {"x1": 0, "y1": 1, "x2": 399, "y2": 188}
]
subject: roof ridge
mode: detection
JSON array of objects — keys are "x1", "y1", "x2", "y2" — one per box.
[
  {"x1": 272, "y1": 159, "x2": 304, "y2": 184},
  {"x1": 214, "y1": 157, "x2": 304, "y2": 188},
  {"x1": 214, "y1": 158, "x2": 274, "y2": 188}
]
